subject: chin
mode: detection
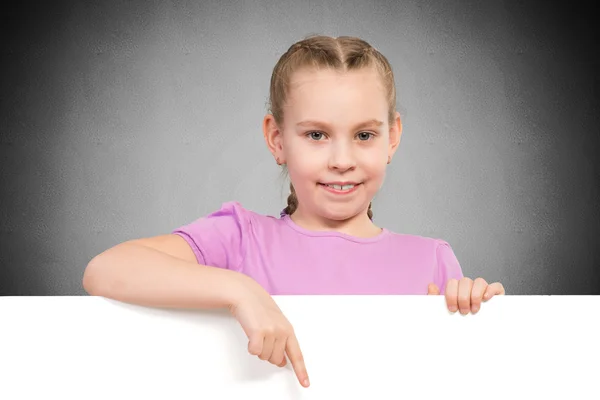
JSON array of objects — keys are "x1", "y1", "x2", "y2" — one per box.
[{"x1": 318, "y1": 206, "x2": 363, "y2": 221}]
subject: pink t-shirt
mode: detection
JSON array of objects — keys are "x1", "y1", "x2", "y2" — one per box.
[{"x1": 172, "y1": 202, "x2": 463, "y2": 295}]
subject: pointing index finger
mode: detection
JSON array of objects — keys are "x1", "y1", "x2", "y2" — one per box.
[{"x1": 285, "y1": 334, "x2": 310, "y2": 388}]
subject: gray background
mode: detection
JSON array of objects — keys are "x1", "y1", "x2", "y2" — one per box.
[{"x1": 1, "y1": 0, "x2": 598, "y2": 296}]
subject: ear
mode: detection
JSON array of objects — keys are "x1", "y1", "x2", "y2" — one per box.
[
  {"x1": 387, "y1": 111, "x2": 402, "y2": 161},
  {"x1": 263, "y1": 114, "x2": 285, "y2": 164}
]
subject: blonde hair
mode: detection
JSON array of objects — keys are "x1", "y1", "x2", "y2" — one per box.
[{"x1": 269, "y1": 35, "x2": 397, "y2": 220}]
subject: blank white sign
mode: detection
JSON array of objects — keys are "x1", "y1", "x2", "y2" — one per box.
[{"x1": 1, "y1": 296, "x2": 598, "y2": 399}]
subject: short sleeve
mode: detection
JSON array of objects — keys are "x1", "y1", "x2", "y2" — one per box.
[
  {"x1": 434, "y1": 240, "x2": 464, "y2": 294},
  {"x1": 171, "y1": 202, "x2": 249, "y2": 271}
]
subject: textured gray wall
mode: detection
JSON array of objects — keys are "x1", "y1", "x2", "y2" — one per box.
[{"x1": 1, "y1": 0, "x2": 598, "y2": 295}]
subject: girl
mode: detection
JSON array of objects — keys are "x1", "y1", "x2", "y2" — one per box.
[{"x1": 83, "y1": 35, "x2": 505, "y2": 389}]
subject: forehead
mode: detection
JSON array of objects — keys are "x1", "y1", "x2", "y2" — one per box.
[{"x1": 284, "y1": 67, "x2": 388, "y2": 123}]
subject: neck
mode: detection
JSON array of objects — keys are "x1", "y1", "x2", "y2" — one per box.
[{"x1": 289, "y1": 205, "x2": 382, "y2": 238}]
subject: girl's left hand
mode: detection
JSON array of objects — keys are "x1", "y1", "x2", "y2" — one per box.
[{"x1": 427, "y1": 278, "x2": 505, "y2": 315}]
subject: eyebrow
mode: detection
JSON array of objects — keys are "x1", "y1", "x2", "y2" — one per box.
[{"x1": 296, "y1": 119, "x2": 384, "y2": 130}]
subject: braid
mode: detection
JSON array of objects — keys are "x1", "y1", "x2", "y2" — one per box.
[{"x1": 284, "y1": 183, "x2": 299, "y2": 216}]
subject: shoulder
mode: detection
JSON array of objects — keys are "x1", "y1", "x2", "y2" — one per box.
[
  {"x1": 174, "y1": 201, "x2": 280, "y2": 234},
  {"x1": 384, "y1": 230, "x2": 463, "y2": 287},
  {"x1": 214, "y1": 201, "x2": 281, "y2": 225},
  {"x1": 383, "y1": 230, "x2": 459, "y2": 262},
  {"x1": 171, "y1": 201, "x2": 280, "y2": 269},
  {"x1": 384, "y1": 230, "x2": 447, "y2": 250},
  {"x1": 205, "y1": 201, "x2": 252, "y2": 220}
]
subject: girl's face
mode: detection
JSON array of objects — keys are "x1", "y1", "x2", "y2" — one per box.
[{"x1": 264, "y1": 67, "x2": 402, "y2": 223}]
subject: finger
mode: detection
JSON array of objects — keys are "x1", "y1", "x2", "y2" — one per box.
[
  {"x1": 457, "y1": 277, "x2": 474, "y2": 315},
  {"x1": 445, "y1": 279, "x2": 459, "y2": 313},
  {"x1": 427, "y1": 283, "x2": 440, "y2": 295},
  {"x1": 470, "y1": 278, "x2": 488, "y2": 314},
  {"x1": 259, "y1": 334, "x2": 275, "y2": 361},
  {"x1": 269, "y1": 337, "x2": 287, "y2": 367},
  {"x1": 286, "y1": 334, "x2": 310, "y2": 388},
  {"x1": 483, "y1": 282, "x2": 505, "y2": 301},
  {"x1": 248, "y1": 333, "x2": 263, "y2": 356}
]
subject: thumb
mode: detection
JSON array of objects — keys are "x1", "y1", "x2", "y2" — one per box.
[{"x1": 427, "y1": 283, "x2": 440, "y2": 295}]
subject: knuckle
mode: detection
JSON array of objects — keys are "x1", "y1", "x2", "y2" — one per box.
[
  {"x1": 273, "y1": 322, "x2": 290, "y2": 336},
  {"x1": 249, "y1": 328, "x2": 263, "y2": 338},
  {"x1": 471, "y1": 289, "x2": 483, "y2": 298},
  {"x1": 261, "y1": 326, "x2": 275, "y2": 336},
  {"x1": 282, "y1": 326, "x2": 294, "y2": 337},
  {"x1": 273, "y1": 325, "x2": 285, "y2": 336}
]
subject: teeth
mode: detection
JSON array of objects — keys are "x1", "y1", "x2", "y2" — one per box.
[{"x1": 326, "y1": 184, "x2": 355, "y2": 190}]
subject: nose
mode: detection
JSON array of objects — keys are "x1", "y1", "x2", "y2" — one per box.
[{"x1": 328, "y1": 141, "x2": 356, "y2": 171}]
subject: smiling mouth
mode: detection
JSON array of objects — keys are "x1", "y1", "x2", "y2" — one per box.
[{"x1": 318, "y1": 182, "x2": 362, "y2": 193}]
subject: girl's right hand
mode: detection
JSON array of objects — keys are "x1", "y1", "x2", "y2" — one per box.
[{"x1": 228, "y1": 276, "x2": 310, "y2": 388}]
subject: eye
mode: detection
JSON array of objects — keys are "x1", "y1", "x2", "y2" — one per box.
[
  {"x1": 307, "y1": 131, "x2": 325, "y2": 141},
  {"x1": 357, "y1": 132, "x2": 374, "y2": 141}
]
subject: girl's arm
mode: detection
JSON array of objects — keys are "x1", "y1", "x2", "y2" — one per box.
[
  {"x1": 82, "y1": 234, "x2": 246, "y2": 309},
  {"x1": 83, "y1": 234, "x2": 311, "y2": 387}
]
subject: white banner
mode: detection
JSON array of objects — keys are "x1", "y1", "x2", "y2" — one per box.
[{"x1": 1, "y1": 296, "x2": 598, "y2": 399}]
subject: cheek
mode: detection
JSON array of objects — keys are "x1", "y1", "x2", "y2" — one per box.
[
  {"x1": 363, "y1": 161, "x2": 388, "y2": 193},
  {"x1": 286, "y1": 155, "x2": 319, "y2": 185},
  {"x1": 286, "y1": 145, "x2": 321, "y2": 177},
  {"x1": 367, "y1": 163, "x2": 388, "y2": 181},
  {"x1": 361, "y1": 148, "x2": 388, "y2": 174}
]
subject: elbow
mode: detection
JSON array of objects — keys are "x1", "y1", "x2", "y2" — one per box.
[{"x1": 83, "y1": 254, "x2": 111, "y2": 297}]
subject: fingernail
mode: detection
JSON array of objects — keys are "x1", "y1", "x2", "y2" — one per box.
[
  {"x1": 472, "y1": 306, "x2": 479, "y2": 314},
  {"x1": 449, "y1": 306, "x2": 457, "y2": 313},
  {"x1": 303, "y1": 378, "x2": 310, "y2": 387}
]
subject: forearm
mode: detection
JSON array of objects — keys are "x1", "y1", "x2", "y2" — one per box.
[{"x1": 83, "y1": 242, "x2": 246, "y2": 310}]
